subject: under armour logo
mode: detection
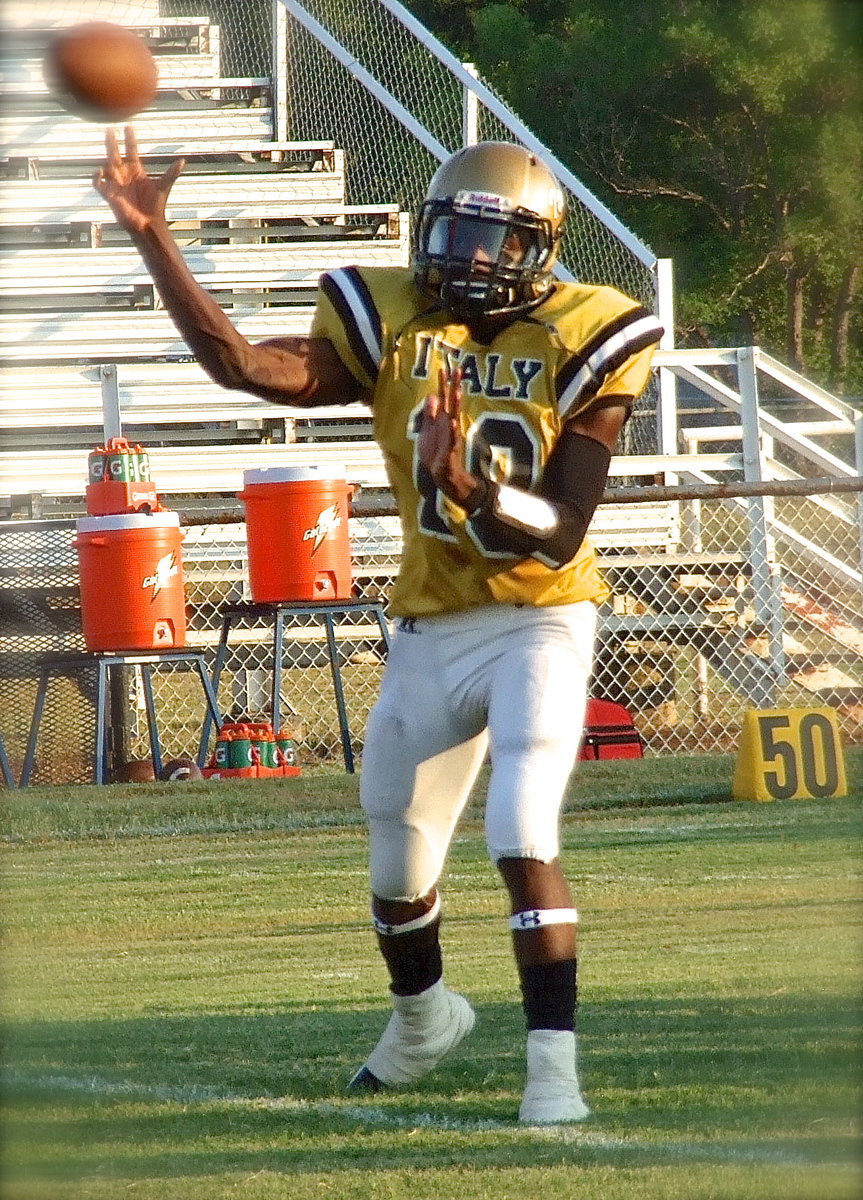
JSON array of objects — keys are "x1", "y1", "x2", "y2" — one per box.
[
  {"x1": 398, "y1": 617, "x2": 419, "y2": 634},
  {"x1": 515, "y1": 910, "x2": 542, "y2": 928}
]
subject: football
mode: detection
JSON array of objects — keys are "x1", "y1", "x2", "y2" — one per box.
[
  {"x1": 159, "y1": 757, "x2": 204, "y2": 782},
  {"x1": 114, "y1": 758, "x2": 156, "y2": 783},
  {"x1": 44, "y1": 21, "x2": 158, "y2": 122}
]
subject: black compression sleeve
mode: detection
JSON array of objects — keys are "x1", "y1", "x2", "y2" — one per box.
[{"x1": 465, "y1": 429, "x2": 611, "y2": 568}]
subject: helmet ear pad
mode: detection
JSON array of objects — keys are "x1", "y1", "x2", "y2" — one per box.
[{"x1": 413, "y1": 142, "x2": 567, "y2": 320}]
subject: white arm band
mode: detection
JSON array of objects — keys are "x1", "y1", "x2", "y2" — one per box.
[{"x1": 492, "y1": 483, "x2": 559, "y2": 537}]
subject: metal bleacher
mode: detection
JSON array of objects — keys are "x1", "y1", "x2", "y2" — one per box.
[
  {"x1": 0, "y1": 0, "x2": 688, "y2": 544},
  {"x1": 0, "y1": 0, "x2": 694, "y2": 674},
  {"x1": 0, "y1": 1, "x2": 400, "y2": 516},
  {"x1": 1, "y1": 231, "x2": 409, "y2": 303},
  {"x1": 0, "y1": 2, "x2": 698, "y2": 626}
]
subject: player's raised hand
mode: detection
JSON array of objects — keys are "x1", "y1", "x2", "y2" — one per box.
[
  {"x1": 418, "y1": 367, "x2": 480, "y2": 508},
  {"x1": 419, "y1": 366, "x2": 460, "y2": 469},
  {"x1": 93, "y1": 126, "x2": 185, "y2": 235}
]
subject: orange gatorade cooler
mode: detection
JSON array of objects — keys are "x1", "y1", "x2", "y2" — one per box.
[
  {"x1": 239, "y1": 467, "x2": 353, "y2": 603},
  {"x1": 74, "y1": 511, "x2": 187, "y2": 651}
]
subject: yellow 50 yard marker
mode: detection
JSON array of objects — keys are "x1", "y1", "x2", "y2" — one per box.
[{"x1": 733, "y1": 707, "x2": 848, "y2": 801}]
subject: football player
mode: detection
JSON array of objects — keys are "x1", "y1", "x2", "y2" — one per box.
[{"x1": 95, "y1": 130, "x2": 662, "y2": 1123}]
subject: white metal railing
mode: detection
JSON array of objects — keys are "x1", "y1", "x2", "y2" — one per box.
[{"x1": 656, "y1": 345, "x2": 862, "y2": 684}]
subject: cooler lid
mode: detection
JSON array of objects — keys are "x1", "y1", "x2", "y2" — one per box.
[
  {"x1": 76, "y1": 511, "x2": 181, "y2": 533},
  {"x1": 242, "y1": 466, "x2": 347, "y2": 485}
]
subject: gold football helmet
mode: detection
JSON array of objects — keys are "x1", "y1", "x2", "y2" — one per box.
[{"x1": 414, "y1": 141, "x2": 567, "y2": 319}]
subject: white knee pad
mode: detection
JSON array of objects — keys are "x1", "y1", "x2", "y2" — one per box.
[
  {"x1": 483, "y1": 606, "x2": 595, "y2": 864},
  {"x1": 363, "y1": 732, "x2": 488, "y2": 901}
]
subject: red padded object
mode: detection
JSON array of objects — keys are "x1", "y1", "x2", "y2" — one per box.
[{"x1": 578, "y1": 698, "x2": 644, "y2": 761}]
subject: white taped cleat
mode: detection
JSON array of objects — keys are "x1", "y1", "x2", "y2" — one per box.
[
  {"x1": 348, "y1": 979, "x2": 476, "y2": 1090},
  {"x1": 518, "y1": 1029, "x2": 590, "y2": 1124}
]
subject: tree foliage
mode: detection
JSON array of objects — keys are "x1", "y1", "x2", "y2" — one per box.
[{"x1": 407, "y1": 0, "x2": 863, "y2": 394}]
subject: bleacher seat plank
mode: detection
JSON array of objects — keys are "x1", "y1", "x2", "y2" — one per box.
[
  {"x1": 1, "y1": 52, "x2": 228, "y2": 92},
  {"x1": 0, "y1": 175, "x2": 400, "y2": 226},
  {"x1": 1, "y1": 140, "x2": 338, "y2": 172},
  {"x1": 588, "y1": 502, "x2": 679, "y2": 552},
  {"x1": 1, "y1": 1, "x2": 168, "y2": 28},
  {"x1": 2, "y1": 74, "x2": 271, "y2": 99},
  {"x1": 0, "y1": 442, "x2": 390, "y2": 500},
  {"x1": 0, "y1": 223, "x2": 410, "y2": 300},
  {"x1": 0, "y1": 448, "x2": 738, "y2": 508},
  {"x1": 0, "y1": 360, "x2": 370, "y2": 429},
  {"x1": 0, "y1": 107, "x2": 275, "y2": 159},
  {"x1": 0, "y1": 307, "x2": 315, "y2": 363}
]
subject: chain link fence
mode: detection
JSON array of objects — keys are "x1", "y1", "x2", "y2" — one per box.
[
  {"x1": 3, "y1": 2, "x2": 861, "y2": 785},
  {"x1": 157, "y1": 0, "x2": 661, "y2": 459},
  {"x1": 151, "y1": 0, "x2": 657, "y2": 296},
  {"x1": 3, "y1": 481, "x2": 863, "y2": 787}
]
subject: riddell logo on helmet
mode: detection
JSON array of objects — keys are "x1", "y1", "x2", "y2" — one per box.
[
  {"x1": 455, "y1": 189, "x2": 510, "y2": 211},
  {"x1": 141, "y1": 551, "x2": 178, "y2": 599},
  {"x1": 303, "y1": 503, "x2": 342, "y2": 555}
]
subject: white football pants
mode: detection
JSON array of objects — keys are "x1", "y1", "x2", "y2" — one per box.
[{"x1": 359, "y1": 600, "x2": 597, "y2": 901}]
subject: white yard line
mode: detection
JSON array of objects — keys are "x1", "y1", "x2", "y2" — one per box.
[{"x1": 3, "y1": 1069, "x2": 832, "y2": 1168}]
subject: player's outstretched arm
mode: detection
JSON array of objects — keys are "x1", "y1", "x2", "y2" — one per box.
[{"x1": 93, "y1": 127, "x2": 358, "y2": 406}]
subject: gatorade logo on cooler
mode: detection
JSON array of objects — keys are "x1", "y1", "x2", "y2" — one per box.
[
  {"x1": 142, "y1": 551, "x2": 179, "y2": 600},
  {"x1": 302, "y1": 503, "x2": 342, "y2": 556}
]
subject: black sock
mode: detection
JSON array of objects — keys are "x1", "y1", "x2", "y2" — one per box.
[
  {"x1": 518, "y1": 959, "x2": 578, "y2": 1031},
  {"x1": 377, "y1": 916, "x2": 443, "y2": 997}
]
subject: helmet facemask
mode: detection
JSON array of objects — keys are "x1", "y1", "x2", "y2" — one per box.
[{"x1": 415, "y1": 189, "x2": 559, "y2": 320}]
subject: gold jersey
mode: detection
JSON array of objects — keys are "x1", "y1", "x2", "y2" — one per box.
[{"x1": 311, "y1": 267, "x2": 662, "y2": 617}]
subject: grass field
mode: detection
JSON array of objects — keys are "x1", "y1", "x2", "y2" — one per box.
[{"x1": 2, "y1": 752, "x2": 861, "y2": 1200}]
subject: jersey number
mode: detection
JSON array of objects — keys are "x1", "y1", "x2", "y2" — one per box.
[{"x1": 409, "y1": 409, "x2": 541, "y2": 551}]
